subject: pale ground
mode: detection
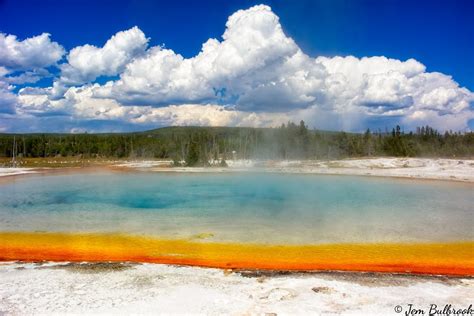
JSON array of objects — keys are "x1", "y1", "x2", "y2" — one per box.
[
  {"x1": 0, "y1": 262, "x2": 472, "y2": 316},
  {"x1": 266, "y1": 158, "x2": 474, "y2": 182},
  {"x1": 0, "y1": 167, "x2": 36, "y2": 177},
  {"x1": 116, "y1": 157, "x2": 474, "y2": 183},
  {"x1": 2, "y1": 158, "x2": 474, "y2": 182}
]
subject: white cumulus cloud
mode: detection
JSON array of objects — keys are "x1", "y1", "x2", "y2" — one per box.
[
  {"x1": 16, "y1": 84, "x2": 289, "y2": 129},
  {"x1": 0, "y1": 32, "x2": 64, "y2": 113},
  {"x1": 4, "y1": 4, "x2": 474, "y2": 132},
  {"x1": 0, "y1": 81, "x2": 18, "y2": 114},
  {"x1": 0, "y1": 33, "x2": 64, "y2": 72},
  {"x1": 59, "y1": 26, "x2": 148, "y2": 85},
  {"x1": 94, "y1": 5, "x2": 303, "y2": 108}
]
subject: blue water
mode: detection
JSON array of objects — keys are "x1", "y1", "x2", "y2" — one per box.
[{"x1": 0, "y1": 171, "x2": 472, "y2": 243}]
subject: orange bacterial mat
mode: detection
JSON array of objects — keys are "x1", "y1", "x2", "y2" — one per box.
[{"x1": 1, "y1": 232, "x2": 473, "y2": 276}]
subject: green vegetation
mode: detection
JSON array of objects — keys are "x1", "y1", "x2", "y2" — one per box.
[{"x1": 0, "y1": 122, "x2": 473, "y2": 166}]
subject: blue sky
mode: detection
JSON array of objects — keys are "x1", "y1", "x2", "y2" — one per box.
[
  {"x1": 0, "y1": 0, "x2": 473, "y2": 132},
  {"x1": 2, "y1": 0, "x2": 473, "y2": 89}
]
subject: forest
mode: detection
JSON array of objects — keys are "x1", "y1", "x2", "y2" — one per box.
[{"x1": 0, "y1": 122, "x2": 473, "y2": 166}]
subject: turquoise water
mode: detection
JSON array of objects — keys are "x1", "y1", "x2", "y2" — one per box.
[{"x1": 0, "y1": 171, "x2": 472, "y2": 244}]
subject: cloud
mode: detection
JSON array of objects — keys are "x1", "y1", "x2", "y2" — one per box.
[
  {"x1": 90, "y1": 5, "x2": 473, "y2": 131},
  {"x1": 16, "y1": 84, "x2": 288, "y2": 129},
  {"x1": 0, "y1": 32, "x2": 64, "y2": 120},
  {"x1": 59, "y1": 26, "x2": 148, "y2": 85},
  {"x1": 0, "y1": 81, "x2": 18, "y2": 114},
  {"x1": 316, "y1": 56, "x2": 472, "y2": 116},
  {"x1": 0, "y1": 33, "x2": 64, "y2": 72},
  {"x1": 1, "y1": 68, "x2": 52, "y2": 85},
  {"x1": 94, "y1": 5, "x2": 303, "y2": 108},
  {"x1": 3, "y1": 4, "x2": 474, "y2": 132}
]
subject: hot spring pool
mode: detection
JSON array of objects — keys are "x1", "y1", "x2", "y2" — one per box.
[
  {"x1": 1, "y1": 170, "x2": 473, "y2": 275},
  {"x1": 1, "y1": 171, "x2": 472, "y2": 244}
]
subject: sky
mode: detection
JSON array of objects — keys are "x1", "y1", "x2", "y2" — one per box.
[{"x1": 0, "y1": 0, "x2": 473, "y2": 133}]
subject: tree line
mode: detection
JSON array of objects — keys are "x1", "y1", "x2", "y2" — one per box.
[{"x1": 0, "y1": 122, "x2": 473, "y2": 166}]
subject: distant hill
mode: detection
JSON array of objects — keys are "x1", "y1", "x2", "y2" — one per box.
[{"x1": 0, "y1": 124, "x2": 473, "y2": 164}]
